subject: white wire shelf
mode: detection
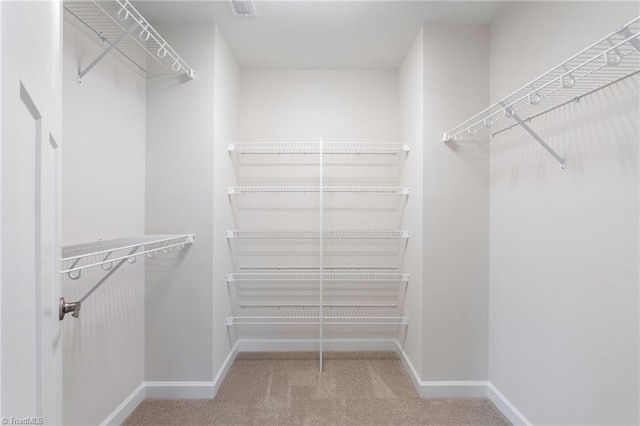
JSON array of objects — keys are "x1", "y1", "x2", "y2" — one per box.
[
  {"x1": 227, "y1": 186, "x2": 410, "y2": 195},
  {"x1": 61, "y1": 234, "x2": 195, "y2": 278},
  {"x1": 226, "y1": 229, "x2": 410, "y2": 239},
  {"x1": 442, "y1": 16, "x2": 640, "y2": 141},
  {"x1": 226, "y1": 267, "x2": 409, "y2": 282},
  {"x1": 59, "y1": 234, "x2": 195, "y2": 320},
  {"x1": 228, "y1": 143, "x2": 410, "y2": 155},
  {"x1": 64, "y1": 0, "x2": 196, "y2": 82},
  {"x1": 225, "y1": 305, "x2": 409, "y2": 325}
]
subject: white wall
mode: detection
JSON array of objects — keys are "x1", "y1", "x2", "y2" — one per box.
[
  {"x1": 489, "y1": 2, "x2": 639, "y2": 424},
  {"x1": 421, "y1": 25, "x2": 490, "y2": 381},
  {"x1": 239, "y1": 70, "x2": 398, "y2": 142},
  {"x1": 61, "y1": 14, "x2": 145, "y2": 425},
  {"x1": 145, "y1": 23, "x2": 215, "y2": 382},
  {"x1": 398, "y1": 28, "x2": 424, "y2": 377},
  {"x1": 212, "y1": 26, "x2": 239, "y2": 380},
  {"x1": 62, "y1": 22, "x2": 145, "y2": 245}
]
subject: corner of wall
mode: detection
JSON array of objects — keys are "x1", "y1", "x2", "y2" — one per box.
[
  {"x1": 420, "y1": 23, "x2": 490, "y2": 383},
  {"x1": 144, "y1": 22, "x2": 216, "y2": 383},
  {"x1": 212, "y1": 23, "x2": 240, "y2": 383},
  {"x1": 398, "y1": 23, "x2": 425, "y2": 381}
]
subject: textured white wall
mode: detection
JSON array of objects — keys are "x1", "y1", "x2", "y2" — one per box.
[
  {"x1": 398, "y1": 28, "x2": 424, "y2": 377},
  {"x1": 489, "y1": 2, "x2": 639, "y2": 424},
  {"x1": 421, "y1": 25, "x2": 490, "y2": 381},
  {"x1": 212, "y1": 26, "x2": 239, "y2": 378},
  {"x1": 61, "y1": 14, "x2": 145, "y2": 425},
  {"x1": 145, "y1": 23, "x2": 215, "y2": 382}
]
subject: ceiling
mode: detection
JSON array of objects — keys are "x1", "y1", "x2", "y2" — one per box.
[{"x1": 134, "y1": 1, "x2": 510, "y2": 69}]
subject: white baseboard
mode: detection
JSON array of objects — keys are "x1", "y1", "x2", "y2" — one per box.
[
  {"x1": 395, "y1": 341, "x2": 424, "y2": 395},
  {"x1": 144, "y1": 381, "x2": 216, "y2": 399},
  {"x1": 418, "y1": 381, "x2": 489, "y2": 398},
  {"x1": 211, "y1": 341, "x2": 239, "y2": 397},
  {"x1": 395, "y1": 342, "x2": 530, "y2": 423},
  {"x1": 395, "y1": 342, "x2": 488, "y2": 398},
  {"x1": 100, "y1": 382, "x2": 146, "y2": 426},
  {"x1": 102, "y1": 343, "x2": 239, "y2": 424},
  {"x1": 487, "y1": 382, "x2": 532, "y2": 426}
]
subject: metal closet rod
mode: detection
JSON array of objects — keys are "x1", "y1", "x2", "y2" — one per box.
[{"x1": 59, "y1": 234, "x2": 195, "y2": 320}]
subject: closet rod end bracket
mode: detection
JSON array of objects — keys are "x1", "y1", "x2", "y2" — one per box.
[
  {"x1": 59, "y1": 297, "x2": 81, "y2": 321},
  {"x1": 76, "y1": 75, "x2": 84, "y2": 86}
]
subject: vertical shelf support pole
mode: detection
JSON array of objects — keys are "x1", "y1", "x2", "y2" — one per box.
[
  {"x1": 501, "y1": 102, "x2": 567, "y2": 170},
  {"x1": 77, "y1": 22, "x2": 139, "y2": 85},
  {"x1": 319, "y1": 138, "x2": 324, "y2": 372}
]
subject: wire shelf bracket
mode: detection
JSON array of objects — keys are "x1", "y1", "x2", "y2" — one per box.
[
  {"x1": 76, "y1": 21, "x2": 138, "y2": 85},
  {"x1": 441, "y1": 16, "x2": 640, "y2": 171},
  {"x1": 503, "y1": 102, "x2": 567, "y2": 170},
  {"x1": 59, "y1": 234, "x2": 195, "y2": 320},
  {"x1": 65, "y1": 0, "x2": 197, "y2": 85}
]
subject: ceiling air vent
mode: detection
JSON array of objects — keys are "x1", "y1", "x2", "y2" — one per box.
[{"x1": 229, "y1": 0, "x2": 255, "y2": 17}]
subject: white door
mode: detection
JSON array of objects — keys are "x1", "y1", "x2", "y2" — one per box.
[{"x1": 1, "y1": 1, "x2": 63, "y2": 424}]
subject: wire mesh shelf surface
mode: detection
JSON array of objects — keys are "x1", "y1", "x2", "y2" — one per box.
[
  {"x1": 61, "y1": 234, "x2": 195, "y2": 276},
  {"x1": 226, "y1": 267, "x2": 409, "y2": 282},
  {"x1": 64, "y1": 0, "x2": 195, "y2": 78},
  {"x1": 228, "y1": 143, "x2": 410, "y2": 155},
  {"x1": 226, "y1": 229, "x2": 410, "y2": 239},
  {"x1": 226, "y1": 305, "x2": 409, "y2": 325},
  {"x1": 442, "y1": 16, "x2": 640, "y2": 141},
  {"x1": 228, "y1": 186, "x2": 409, "y2": 195}
]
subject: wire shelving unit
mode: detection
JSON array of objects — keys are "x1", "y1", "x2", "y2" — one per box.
[
  {"x1": 226, "y1": 228, "x2": 410, "y2": 239},
  {"x1": 228, "y1": 143, "x2": 410, "y2": 156},
  {"x1": 225, "y1": 139, "x2": 410, "y2": 371},
  {"x1": 64, "y1": 0, "x2": 196, "y2": 83},
  {"x1": 226, "y1": 305, "x2": 409, "y2": 326},
  {"x1": 441, "y1": 16, "x2": 640, "y2": 169},
  {"x1": 226, "y1": 267, "x2": 409, "y2": 282},
  {"x1": 59, "y1": 234, "x2": 195, "y2": 320},
  {"x1": 228, "y1": 186, "x2": 410, "y2": 195}
]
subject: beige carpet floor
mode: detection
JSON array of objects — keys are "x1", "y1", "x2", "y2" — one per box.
[{"x1": 124, "y1": 352, "x2": 510, "y2": 425}]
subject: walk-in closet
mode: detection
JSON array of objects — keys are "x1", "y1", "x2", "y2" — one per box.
[{"x1": 1, "y1": 1, "x2": 639, "y2": 425}]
